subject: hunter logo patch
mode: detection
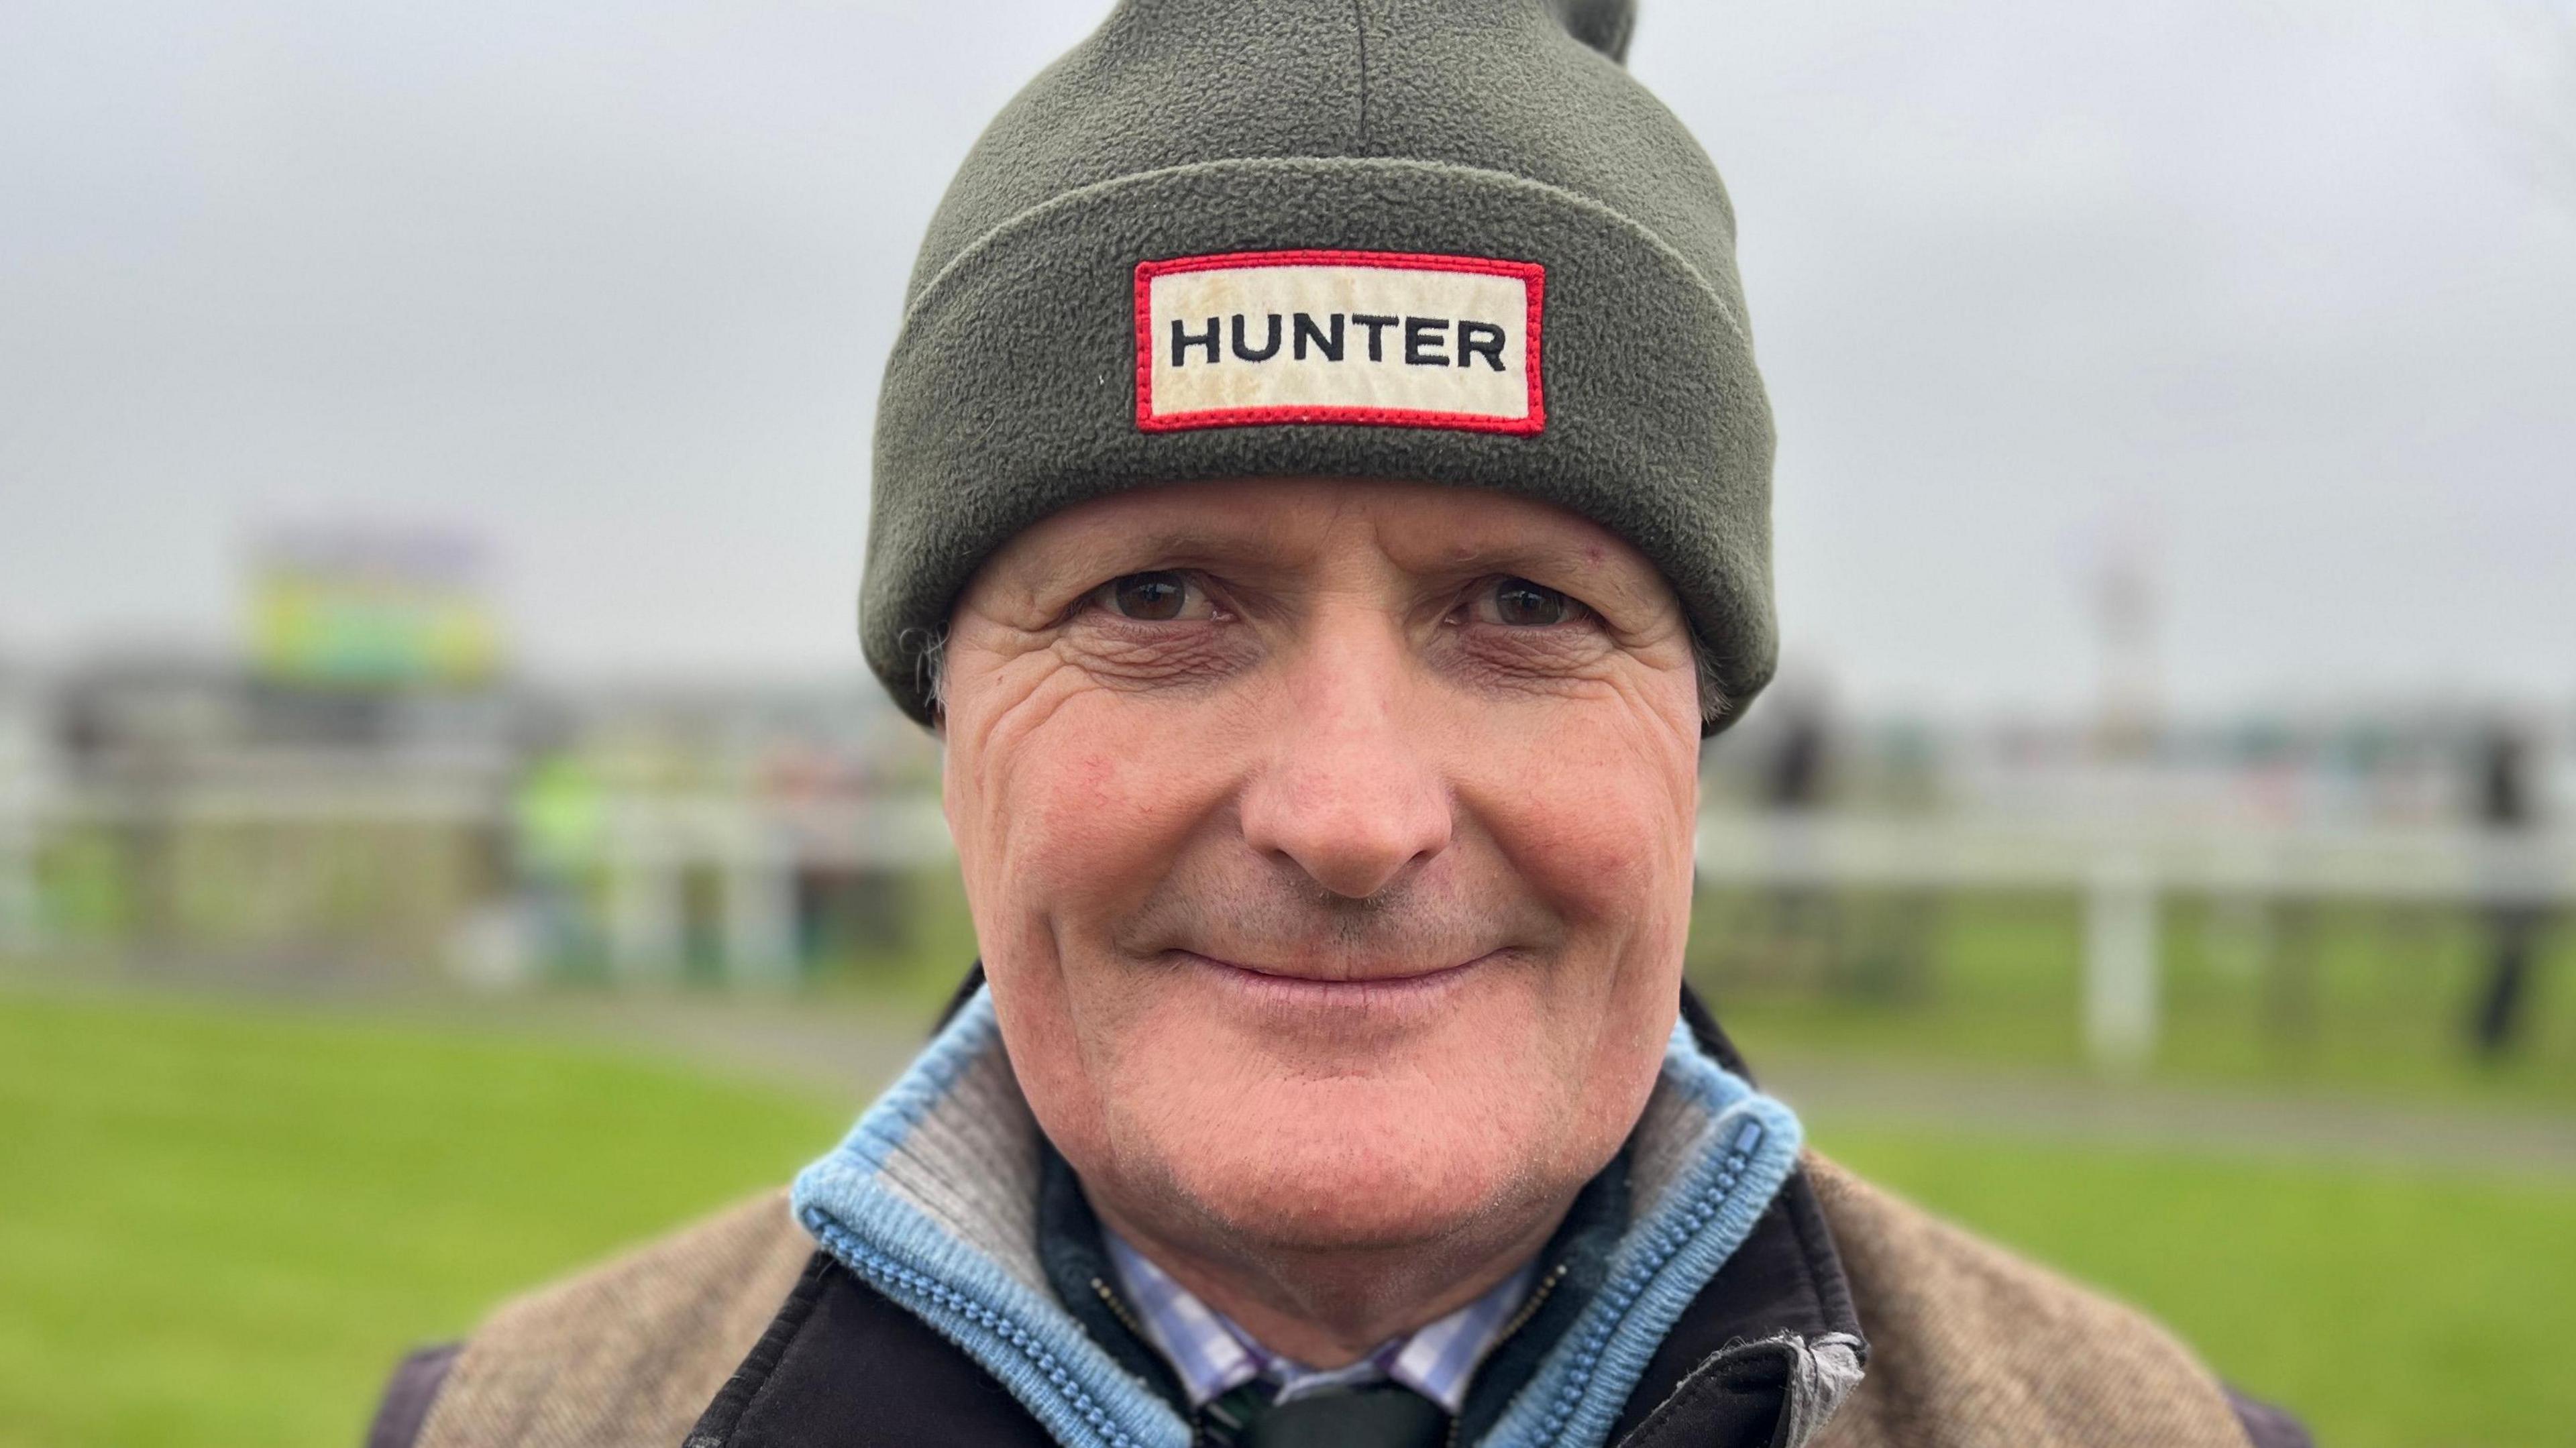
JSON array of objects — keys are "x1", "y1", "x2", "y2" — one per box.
[{"x1": 1134, "y1": 249, "x2": 1545, "y2": 435}]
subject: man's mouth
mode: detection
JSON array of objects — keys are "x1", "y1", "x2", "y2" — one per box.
[{"x1": 1173, "y1": 948, "x2": 1501, "y2": 998}]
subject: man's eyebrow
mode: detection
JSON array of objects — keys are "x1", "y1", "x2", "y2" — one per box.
[
  {"x1": 1036, "y1": 524, "x2": 1281, "y2": 575},
  {"x1": 1408, "y1": 537, "x2": 1665, "y2": 597},
  {"x1": 1087, "y1": 531, "x2": 1632, "y2": 584},
  {"x1": 1110, "y1": 526, "x2": 1269, "y2": 559},
  {"x1": 1005, "y1": 524, "x2": 1274, "y2": 600}
]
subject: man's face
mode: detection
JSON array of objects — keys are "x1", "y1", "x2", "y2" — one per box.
[{"x1": 940, "y1": 478, "x2": 1703, "y2": 1258}]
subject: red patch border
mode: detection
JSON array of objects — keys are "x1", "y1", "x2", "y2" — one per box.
[{"x1": 1133, "y1": 248, "x2": 1546, "y2": 435}]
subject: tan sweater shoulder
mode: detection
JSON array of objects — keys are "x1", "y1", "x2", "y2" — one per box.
[
  {"x1": 1801, "y1": 1154, "x2": 2249, "y2": 1448},
  {"x1": 413, "y1": 1190, "x2": 815, "y2": 1448}
]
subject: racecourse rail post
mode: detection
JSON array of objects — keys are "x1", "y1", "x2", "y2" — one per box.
[{"x1": 2082, "y1": 855, "x2": 2161, "y2": 1076}]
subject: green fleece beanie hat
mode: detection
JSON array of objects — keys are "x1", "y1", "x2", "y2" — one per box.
[{"x1": 864, "y1": 0, "x2": 1775, "y2": 732}]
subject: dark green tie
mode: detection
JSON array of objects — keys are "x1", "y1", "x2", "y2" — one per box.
[{"x1": 1202, "y1": 1380, "x2": 1450, "y2": 1448}]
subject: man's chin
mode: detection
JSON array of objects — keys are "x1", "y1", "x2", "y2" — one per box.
[{"x1": 1110, "y1": 1091, "x2": 1560, "y2": 1255}]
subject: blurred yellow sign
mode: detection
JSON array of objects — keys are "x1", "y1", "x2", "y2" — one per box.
[{"x1": 248, "y1": 528, "x2": 503, "y2": 687}]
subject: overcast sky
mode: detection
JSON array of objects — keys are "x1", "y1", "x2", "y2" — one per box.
[{"x1": 2, "y1": 0, "x2": 2569, "y2": 717}]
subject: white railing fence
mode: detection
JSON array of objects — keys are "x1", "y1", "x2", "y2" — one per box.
[{"x1": 1696, "y1": 813, "x2": 2576, "y2": 1072}]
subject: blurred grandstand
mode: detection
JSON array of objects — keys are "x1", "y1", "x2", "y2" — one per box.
[{"x1": 1, "y1": 629, "x2": 2566, "y2": 1070}]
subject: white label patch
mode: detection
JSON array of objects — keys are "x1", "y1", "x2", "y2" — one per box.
[{"x1": 1135, "y1": 249, "x2": 1545, "y2": 435}]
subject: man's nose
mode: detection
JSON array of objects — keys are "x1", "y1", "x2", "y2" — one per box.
[{"x1": 1238, "y1": 630, "x2": 1454, "y2": 901}]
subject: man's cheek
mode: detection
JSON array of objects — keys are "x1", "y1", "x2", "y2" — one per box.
[
  {"x1": 1006, "y1": 726, "x2": 1229, "y2": 922},
  {"x1": 1486, "y1": 756, "x2": 1686, "y2": 920}
]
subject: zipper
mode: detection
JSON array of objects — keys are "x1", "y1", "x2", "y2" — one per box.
[
  {"x1": 1090, "y1": 1274, "x2": 1152, "y2": 1345},
  {"x1": 1099, "y1": 1276, "x2": 1243, "y2": 1448},
  {"x1": 1448, "y1": 1260, "x2": 1570, "y2": 1448}
]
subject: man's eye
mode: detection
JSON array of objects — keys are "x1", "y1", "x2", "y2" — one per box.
[
  {"x1": 1478, "y1": 577, "x2": 1580, "y2": 627},
  {"x1": 1100, "y1": 571, "x2": 1199, "y2": 621}
]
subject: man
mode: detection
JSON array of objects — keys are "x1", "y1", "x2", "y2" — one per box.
[
  {"x1": 2469, "y1": 722, "x2": 2546, "y2": 1057},
  {"x1": 373, "y1": 3, "x2": 2309, "y2": 1445}
]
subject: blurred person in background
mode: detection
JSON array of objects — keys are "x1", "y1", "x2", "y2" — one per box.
[
  {"x1": 368, "y1": 3, "x2": 2306, "y2": 1446},
  {"x1": 1758, "y1": 688, "x2": 1837, "y2": 981},
  {"x1": 2471, "y1": 722, "x2": 2547, "y2": 1058}
]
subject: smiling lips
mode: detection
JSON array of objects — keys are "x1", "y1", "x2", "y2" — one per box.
[{"x1": 1178, "y1": 948, "x2": 1499, "y2": 993}]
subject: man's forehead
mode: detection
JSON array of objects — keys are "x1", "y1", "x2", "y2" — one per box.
[{"x1": 998, "y1": 477, "x2": 1653, "y2": 583}]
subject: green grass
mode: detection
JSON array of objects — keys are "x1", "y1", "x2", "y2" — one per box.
[
  {"x1": 3, "y1": 985, "x2": 2569, "y2": 1447},
  {"x1": 1690, "y1": 890, "x2": 2576, "y2": 1109},
  {"x1": 1815, "y1": 1123, "x2": 2576, "y2": 1448},
  {"x1": 0, "y1": 988, "x2": 849, "y2": 1448}
]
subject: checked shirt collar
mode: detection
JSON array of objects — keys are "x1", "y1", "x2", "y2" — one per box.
[{"x1": 1102, "y1": 1227, "x2": 1537, "y2": 1414}]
